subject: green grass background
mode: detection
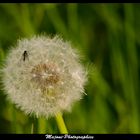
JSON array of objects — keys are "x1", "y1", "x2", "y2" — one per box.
[{"x1": 0, "y1": 3, "x2": 140, "y2": 133}]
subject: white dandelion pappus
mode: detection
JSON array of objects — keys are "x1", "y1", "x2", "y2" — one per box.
[{"x1": 2, "y1": 35, "x2": 87, "y2": 118}]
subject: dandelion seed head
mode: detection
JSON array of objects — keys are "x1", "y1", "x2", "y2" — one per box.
[{"x1": 2, "y1": 35, "x2": 87, "y2": 118}]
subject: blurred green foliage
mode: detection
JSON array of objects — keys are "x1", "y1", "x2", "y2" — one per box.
[{"x1": 0, "y1": 3, "x2": 140, "y2": 133}]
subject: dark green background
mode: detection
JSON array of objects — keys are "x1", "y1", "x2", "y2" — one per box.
[{"x1": 0, "y1": 3, "x2": 140, "y2": 133}]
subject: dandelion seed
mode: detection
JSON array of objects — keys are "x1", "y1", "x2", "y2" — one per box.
[{"x1": 1, "y1": 35, "x2": 87, "y2": 118}]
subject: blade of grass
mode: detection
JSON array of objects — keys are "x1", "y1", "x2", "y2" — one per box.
[{"x1": 38, "y1": 117, "x2": 47, "y2": 133}]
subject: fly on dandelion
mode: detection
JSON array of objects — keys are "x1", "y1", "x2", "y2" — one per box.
[{"x1": 22, "y1": 50, "x2": 29, "y2": 61}]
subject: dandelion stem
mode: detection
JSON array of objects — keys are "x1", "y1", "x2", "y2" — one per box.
[{"x1": 55, "y1": 112, "x2": 68, "y2": 134}]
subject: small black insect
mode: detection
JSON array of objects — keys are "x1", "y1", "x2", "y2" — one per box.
[{"x1": 22, "y1": 50, "x2": 29, "y2": 61}]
